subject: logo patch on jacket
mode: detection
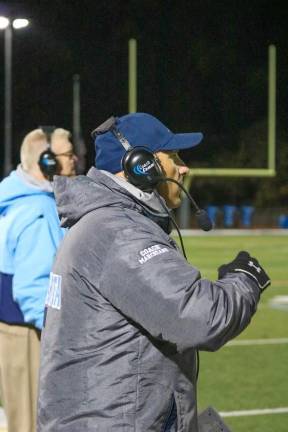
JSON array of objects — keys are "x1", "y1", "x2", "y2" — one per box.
[
  {"x1": 138, "y1": 244, "x2": 169, "y2": 264},
  {"x1": 45, "y1": 272, "x2": 62, "y2": 310}
]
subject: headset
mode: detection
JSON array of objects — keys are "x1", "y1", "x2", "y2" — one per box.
[
  {"x1": 38, "y1": 125, "x2": 58, "y2": 180},
  {"x1": 92, "y1": 116, "x2": 213, "y2": 233}
]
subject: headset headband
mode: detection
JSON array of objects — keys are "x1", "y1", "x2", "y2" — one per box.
[
  {"x1": 91, "y1": 116, "x2": 132, "y2": 151},
  {"x1": 39, "y1": 125, "x2": 56, "y2": 147}
]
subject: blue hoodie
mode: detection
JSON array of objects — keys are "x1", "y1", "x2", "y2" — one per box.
[{"x1": 0, "y1": 170, "x2": 64, "y2": 329}]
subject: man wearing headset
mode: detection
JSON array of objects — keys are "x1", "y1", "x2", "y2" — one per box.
[
  {"x1": 0, "y1": 127, "x2": 77, "y2": 432},
  {"x1": 38, "y1": 113, "x2": 270, "y2": 432}
]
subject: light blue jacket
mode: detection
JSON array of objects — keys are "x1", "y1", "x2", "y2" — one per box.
[{"x1": 0, "y1": 170, "x2": 64, "y2": 329}]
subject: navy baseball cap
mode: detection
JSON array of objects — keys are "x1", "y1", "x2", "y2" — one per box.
[{"x1": 94, "y1": 113, "x2": 203, "y2": 174}]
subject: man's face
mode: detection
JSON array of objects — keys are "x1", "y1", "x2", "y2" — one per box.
[
  {"x1": 155, "y1": 151, "x2": 189, "y2": 208},
  {"x1": 52, "y1": 138, "x2": 78, "y2": 177}
]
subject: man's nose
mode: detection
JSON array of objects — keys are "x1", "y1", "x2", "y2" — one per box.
[{"x1": 179, "y1": 165, "x2": 189, "y2": 176}]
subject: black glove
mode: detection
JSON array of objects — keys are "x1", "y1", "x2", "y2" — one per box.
[{"x1": 218, "y1": 251, "x2": 271, "y2": 292}]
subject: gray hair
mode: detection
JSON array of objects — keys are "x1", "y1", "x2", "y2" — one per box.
[{"x1": 20, "y1": 128, "x2": 71, "y2": 171}]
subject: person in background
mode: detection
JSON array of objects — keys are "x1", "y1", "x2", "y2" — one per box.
[
  {"x1": 0, "y1": 127, "x2": 77, "y2": 432},
  {"x1": 38, "y1": 113, "x2": 270, "y2": 432}
]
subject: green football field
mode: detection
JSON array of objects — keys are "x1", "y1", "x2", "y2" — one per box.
[{"x1": 180, "y1": 234, "x2": 288, "y2": 432}]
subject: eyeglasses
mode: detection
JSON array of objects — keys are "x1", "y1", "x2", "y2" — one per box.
[{"x1": 54, "y1": 151, "x2": 75, "y2": 159}]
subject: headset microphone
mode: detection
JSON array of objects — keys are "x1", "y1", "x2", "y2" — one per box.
[
  {"x1": 195, "y1": 209, "x2": 213, "y2": 232},
  {"x1": 158, "y1": 177, "x2": 213, "y2": 231}
]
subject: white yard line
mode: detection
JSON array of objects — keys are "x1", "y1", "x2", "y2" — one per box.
[
  {"x1": 225, "y1": 337, "x2": 288, "y2": 347},
  {"x1": 177, "y1": 228, "x2": 288, "y2": 236},
  {"x1": 220, "y1": 407, "x2": 288, "y2": 417}
]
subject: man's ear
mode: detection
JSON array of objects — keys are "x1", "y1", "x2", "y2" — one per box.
[{"x1": 154, "y1": 154, "x2": 166, "y2": 177}]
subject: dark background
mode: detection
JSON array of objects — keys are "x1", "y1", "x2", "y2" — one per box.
[{"x1": 0, "y1": 0, "x2": 288, "y2": 206}]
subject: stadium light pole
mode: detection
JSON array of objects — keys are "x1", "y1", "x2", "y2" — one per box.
[{"x1": 0, "y1": 17, "x2": 30, "y2": 176}]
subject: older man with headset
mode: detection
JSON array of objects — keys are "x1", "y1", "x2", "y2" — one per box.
[
  {"x1": 0, "y1": 127, "x2": 77, "y2": 432},
  {"x1": 38, "y1": 113, "x2": 270, "y2": 432}
]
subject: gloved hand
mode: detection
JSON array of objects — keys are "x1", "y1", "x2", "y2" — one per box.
[{"x1": 218, "y1": 251, "x2": 271, "y2": 292}]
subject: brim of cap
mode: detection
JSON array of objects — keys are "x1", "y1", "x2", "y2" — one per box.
[{"x1": 161, "y1": 132, "x2": 203, "y2": 151}]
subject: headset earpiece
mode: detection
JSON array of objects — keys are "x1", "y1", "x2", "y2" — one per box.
[
  {"x1": 121, "y1": 146, "x2": 163, "y2": 191},
  {"x1": 38, "y1": 149, "x2": 59, "y2": 178},
  {"x1": 38, "y1": 125, "x2": 58, "y2": 179}
]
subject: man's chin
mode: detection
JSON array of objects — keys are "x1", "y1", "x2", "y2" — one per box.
[{"x1": 167, "y1": 198, "x2": 181, "y2": 209}]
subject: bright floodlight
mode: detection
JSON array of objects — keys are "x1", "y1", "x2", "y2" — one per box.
[
  {"x1": 12, "y1": 18, "x2": 29, "y2": 29},
  {"x1": 0, "y1": 16, "x2": 10, "y2": 29}
]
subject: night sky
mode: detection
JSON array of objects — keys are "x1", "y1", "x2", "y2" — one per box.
[{"x1": 0, "y1": 0, "x2": 288, "y2": 182}]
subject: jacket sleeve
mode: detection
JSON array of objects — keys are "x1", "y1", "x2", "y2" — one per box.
[
  {"x1": 100, "y1": 226, "x2": 261, "y2": 352},
  {"x1": 13, "y1": 216, "x2": 61, "y2": 330}
]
